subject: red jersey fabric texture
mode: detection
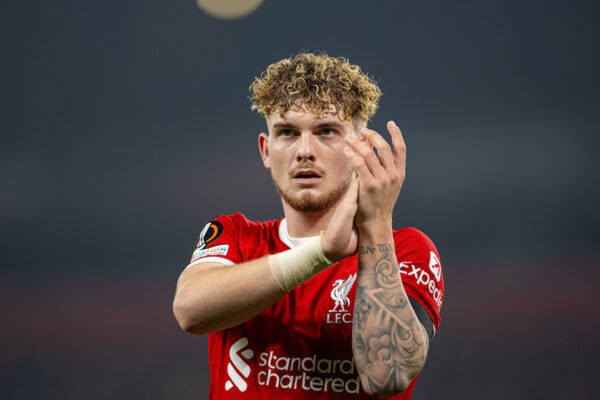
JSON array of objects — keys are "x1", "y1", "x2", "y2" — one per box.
[{"x1": 185, "y1": 212, "x2": 444, "y2": 399}]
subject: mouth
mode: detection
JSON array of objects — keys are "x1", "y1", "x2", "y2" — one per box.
[{"x1": 292, "y1": 169, "x2": 322, "y2": 184}]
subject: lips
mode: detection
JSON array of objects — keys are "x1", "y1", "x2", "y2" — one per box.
[
  {"x1": 291, "y1": 168, "x2": 323, "y2": 186},
  {"x1": 293, "y1": 169, "x2": 322, "y2": 179}
]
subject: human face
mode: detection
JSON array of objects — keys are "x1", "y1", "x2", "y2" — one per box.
[{"x1": 258, "y1": 107, "x2": 358, "y2": 213}]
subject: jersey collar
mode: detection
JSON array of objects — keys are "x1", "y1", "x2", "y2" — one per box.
[{"x1": 278, "y1": 219, "x2": 319, "y2": 249}]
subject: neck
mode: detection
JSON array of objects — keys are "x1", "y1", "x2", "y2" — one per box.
[{"x1": 281, "y1": 201, "x2": 337, "y2": 237}]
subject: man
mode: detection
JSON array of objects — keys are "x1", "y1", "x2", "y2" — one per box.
[{"x1": 173, "y1": 52, "x2": 444, "y2": 399}]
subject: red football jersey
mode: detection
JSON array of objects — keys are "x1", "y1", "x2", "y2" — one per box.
[{"x1": 185, "y1": 213, "x2": 444, "y2": 399}]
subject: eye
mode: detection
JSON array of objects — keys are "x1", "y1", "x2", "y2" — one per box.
[
  {"x1": 320, "y1": 128, "x2": 336, "y2": 136},
  {"x1": 279, "y1": 129, "x2": 295, "y2": 137}
]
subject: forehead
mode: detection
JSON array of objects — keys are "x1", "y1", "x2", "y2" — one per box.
[{"x1": 266, "y1": 105, "x2": 352, "y2": 130}]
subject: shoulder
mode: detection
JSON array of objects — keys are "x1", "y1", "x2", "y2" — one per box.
[
  {"x1": 394, "y1": 227, "x2": 445, "y2": 327},
  {"x1": 393, "y1": 227, "x2": 438, "y2": 252},
  {"x1": 212, "y1": 212, "x2": 281, "y2": 238},
  {"x1": 393, "y1": 226, "x2": 443, "y2": 278}
]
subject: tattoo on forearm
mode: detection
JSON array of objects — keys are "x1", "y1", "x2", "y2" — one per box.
[
  {"x1": 353, "y1": 243, "x2": 428, "y2": 393},
  {"x1": 358, "y1": 245, "x2": 375, "y2": 254}
]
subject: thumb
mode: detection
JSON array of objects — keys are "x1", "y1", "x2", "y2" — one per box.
[
  {"x1": 343, "y1": 178, "x2": 359, "y2": 206},
  {"x1": 322, "y1": 179, "x2": 359, "y2": 262}
]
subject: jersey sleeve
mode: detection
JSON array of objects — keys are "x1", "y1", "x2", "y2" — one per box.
[
  {"x1": 184, "y1": 214, "x2": 245, "y2": 270},
  {"x1": 394, "y1": 227, "x2": 445, "y2": 338}
]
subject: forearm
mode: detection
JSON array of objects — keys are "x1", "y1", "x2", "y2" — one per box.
[
  {"x1": 173, "y1": 237, "x2": 332, "y2": 335},
  {"x1": 352, "y1": 227, "x2": 429, "y2": 397},
  {"x1": 173, "y1": 256, "x2": 284, "y2": 335}
]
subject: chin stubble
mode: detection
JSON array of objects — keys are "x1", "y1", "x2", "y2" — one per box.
[{"x1": 272, "y1": 172, "x2": 353, "y2": 213}]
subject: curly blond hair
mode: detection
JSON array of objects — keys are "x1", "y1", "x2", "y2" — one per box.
[{"x1": 249, "y1": 52, "x2": 381, "y2": 123}]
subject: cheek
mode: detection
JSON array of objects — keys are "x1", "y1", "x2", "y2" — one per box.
[
  {"x1": 334, "y1": 155, "x2": 354, "y2": 173},
  {"x1": 267, "y1": 156, "x2": 288, "y2": 179}
]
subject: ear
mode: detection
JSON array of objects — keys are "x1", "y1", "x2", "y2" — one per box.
[{"x1": 258, "y1": 132, "x2": 270, "y2": 169}]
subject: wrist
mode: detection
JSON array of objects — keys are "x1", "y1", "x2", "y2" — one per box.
[
  {"x1": 320, "y1": 235, "x2": 345, "y2": 264},
  {"x1": 269, "y1": 236, "x2": 333, "y2": 292},
  {"x1": 356, "y1": 218, "x2": 393, "y2": 236}
]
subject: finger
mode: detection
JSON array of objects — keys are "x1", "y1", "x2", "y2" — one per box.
[
  {"x1": 387, "y1": 121, "x2": 406, "y2": 174},
  {"x1": 360, "y1": 127, "x2": 395, "y2": 174},
  {"x1": 343, "y1": 142, "x2": 371, "y2": 181},
  {"x1": 345, "y1": 133, "x2": 384, "y2": 179}
]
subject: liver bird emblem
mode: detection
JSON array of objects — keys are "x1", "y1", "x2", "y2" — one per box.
[{"x1": 330, "y1": 273, "x2": 357, "y2": 312}]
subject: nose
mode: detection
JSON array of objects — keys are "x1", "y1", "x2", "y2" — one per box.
[{"x1": 295, "y1": 133, "x2": 316, "y2": 162}]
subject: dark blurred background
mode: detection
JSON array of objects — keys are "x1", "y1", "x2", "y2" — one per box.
[{"x1": 2, "y1": 0, "x2": 599, "y2": 398}]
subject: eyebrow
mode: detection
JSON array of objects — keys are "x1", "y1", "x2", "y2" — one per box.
[
  {"x1": 271, "y1": 122, "x2": 294, "y2": 129},
  {"x1": 315, "y1": 122, "x2": 344, "y2": 129},
  {"x1": 271, "y1": 121, "x2": 345, "y2": 130}
]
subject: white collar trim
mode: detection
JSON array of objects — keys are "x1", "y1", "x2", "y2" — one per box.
[{"x1": 278, "y1": 219, "x2": 319, "y2": 249}]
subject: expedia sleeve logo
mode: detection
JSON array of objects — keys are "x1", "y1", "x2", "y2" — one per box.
[
  {"x1": 428, "y1": 251, "x2": 442, "y2": 282},
  {"x1": 195, "y1": 220, "x2": 223, "y2": 250},
  {"x1": 399, "y1": 257, "x2": 443, "y2": 310}
]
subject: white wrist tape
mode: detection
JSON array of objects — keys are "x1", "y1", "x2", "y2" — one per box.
[{"x1": 269, "y1": 236, "x2": 333, "y2": 292}]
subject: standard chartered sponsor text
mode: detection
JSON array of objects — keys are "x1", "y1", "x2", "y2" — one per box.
[{"x1": 257, "y1": 351, "x2": 360, "y2": 394}]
